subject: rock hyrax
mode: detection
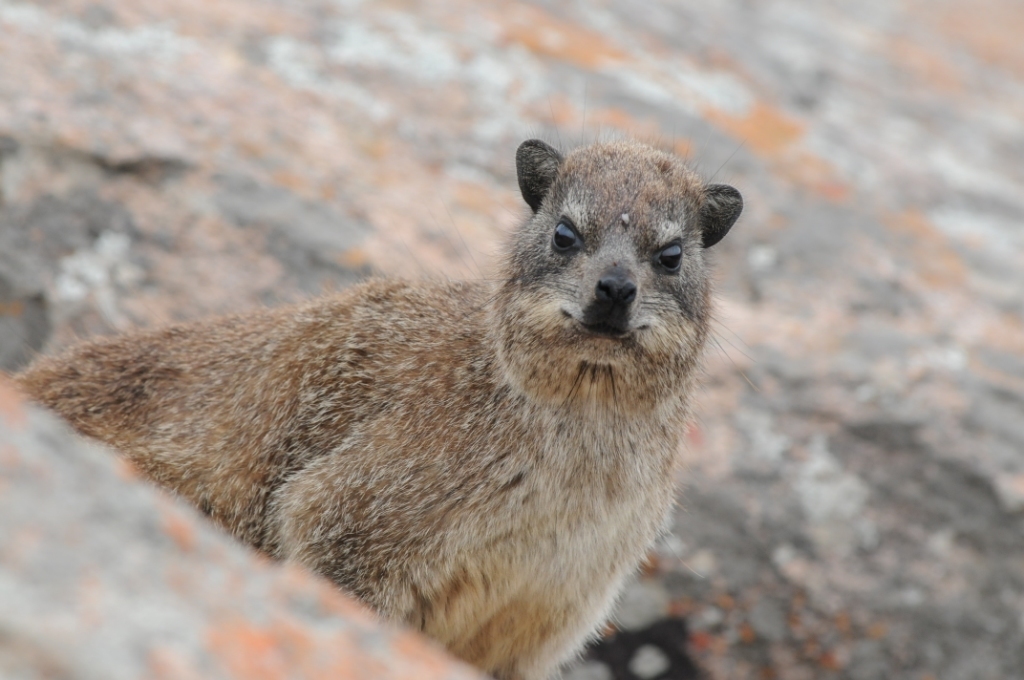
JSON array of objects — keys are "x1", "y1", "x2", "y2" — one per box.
[{"x1": 16, "y1": 139, "x2": 742, "y2": 680}]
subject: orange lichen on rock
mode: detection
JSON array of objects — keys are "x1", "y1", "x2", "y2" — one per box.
[
  {"x1": 498, "y1": 3, "x2": 628, "y2": 68},
  {"x1": 161, "y1": 506, "x2": 199, "y2": 553},
  {"x1": 207, "y1": 620, "x2": 293, "y2": 680},
  {"x1": 932, "y1": 0, "x2": 1024, "y2": 78},
  {"x1": 777, "y1": 151, "x2": 851, "y2": 203},
  {"x1": 887, "y1": 209, "x2": 968, "y2": 288},
  {"x1": 0, "y1": 383, "x2": 484, "y2": 680},
  {"x1": 0, "y1": 377, "x2": 28, "y2": 429},
  {"x1": 706, "y1": 102, "x2": 804, "y2": 158},
  {"x1": 706, "y1": 101, "x2": 850, "y2": 201},
  {"x1": 886, "y1": 37, "x2": 964, "y2": 92}
]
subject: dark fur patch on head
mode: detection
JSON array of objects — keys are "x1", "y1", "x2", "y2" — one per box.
[
  {"x1": 516, "y1": 140, "x2": 563, "y2": 212},
  {"x1": 700, "y1": 184, "x2": 743, "y2": 248}
]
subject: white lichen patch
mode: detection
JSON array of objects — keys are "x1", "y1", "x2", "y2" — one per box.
[
  {"x1": 796, "y1": 434, "x2": 872, "y2": 556},
  {"x1": 55, "y1": 231, "x2": 141, "y2": 329}
]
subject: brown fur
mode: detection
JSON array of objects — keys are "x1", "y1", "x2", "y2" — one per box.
[{"x1": 15, "y1": 140, "x2": 741, "y2": 680}]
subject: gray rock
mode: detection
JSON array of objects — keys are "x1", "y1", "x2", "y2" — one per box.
[
  {"x1": 214, "y1": 175, "x2": 370, "y2": 293},
  {"x1": 628, "y1": 645, "x2": 670, "y2": 679},
  {"x1": 847, "y1": 640, "x2": 887, "y2": 680},
  {"x1": 612, "y1": 580, "x2": 670, "y2": 632},
  {"x1": 976, "y1": 348, "x2": 1024, "y2": 382},
  {"x1": 967, "y1": 391, "x2": 1024, "y2": 450},
  {"x1": 991, "y1": 473, "x2": 1024, "y2": 514},
  {"x1": 4, "y1": 0, "x2": 1024, "y2": 677},
  {"x1": 3, "y1": 189, "x2": 136, "y2": 260},
  {"x1": 795, "y1": 434, "x2": 871, "y2": 555},
  {"x1": 846, "y1": 419, "x2": 924, "y2": 453},
  {"x1": 734, "y1": 408, "x2": 790, "y2": 475},
  {"x1": 0, "y1": 378, "x2": 481, "y2": 680},
  {"x1": 0, "y1": 254, "x2": 49, "y2": 372},
  {"x1": 748, "y1": 598, "x2": 788, "y2": 642},
  {"x1": 689, "y1": 606, "x2": 724, "y2": 631},
  {"x1": 558, "y1": 660, "x2": 613, "y2": 680},
  {"x1": 0, "y1": 189, "x2": 144, "y2": 367}
]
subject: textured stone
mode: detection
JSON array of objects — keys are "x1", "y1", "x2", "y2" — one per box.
[
  {"x1": 628, "y1": 645, "x2": 670, "y2": 679},
  {"x1": 2, "y1": 0, "x2": 1024, "y2": 677},
  {"x1": 795, "y1": 435, "x2": 870, "y2": 523},
  {"x1": 0, "y1": 378, "x2": 482, "y2": 680},
  {"x1": 0, "y1": 257, "x2": 49, "y2": 372},
  {"x1": 748, "y1": 598, "x2": 788, "y2": 643},
  {"x1": 558, "y1": 661, "x2": 614, "y2": 680},
  {"x1": 585, "y1": 618, "x2": 700, "y2": 680},
  {"x1": 612, "y1": 580, "x2": 671, "y2": 632},
  {"x1": 992, "y1": 473, "x2": 1024, "y2": 514}
]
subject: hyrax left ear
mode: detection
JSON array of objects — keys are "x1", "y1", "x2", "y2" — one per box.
[
  {"x1": 700, "y1": 184, "x2": 743, "y2": 248},
  {"x1": 516, "y1": 140, "x2": 564, "y2": 213}
]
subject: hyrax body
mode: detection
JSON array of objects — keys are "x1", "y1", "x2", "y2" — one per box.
[{"x1": 16, "y1": 140, "x2": 742, "y2": 680}]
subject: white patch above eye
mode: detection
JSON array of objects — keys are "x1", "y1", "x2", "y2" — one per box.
[
  {"x1": 621, "y1": 213, "x2": 630, "y2": 226},
  {"x1": 560, "y1": 194, "x2": 589, "y2": 226},
  {"x1": 656, "y1": 220, "x2": 684, "y2": 244}
]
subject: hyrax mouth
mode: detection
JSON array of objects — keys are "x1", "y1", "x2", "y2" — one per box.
[{"x1": 578, "y1": 320, "x2": 630, "y2": 339}]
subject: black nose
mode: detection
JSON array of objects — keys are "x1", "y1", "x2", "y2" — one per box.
[{"x1": 595, "y1": 269, "x2": 637, "y2": 306}]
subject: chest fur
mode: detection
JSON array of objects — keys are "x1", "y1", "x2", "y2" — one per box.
[
  {"x1": 521, "y1": 415, "x2": 678, "y2": 574},
  {"x1": 417, "y1": 413, "x2": 681, "y2": 649}
]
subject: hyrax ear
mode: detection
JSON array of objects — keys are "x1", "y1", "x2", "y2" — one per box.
[
  {"x1": 516, "y1": 140, "x2": 563, "y2": 213},
  {"x1": 700, "y1": 184, "x2": 743, "y2": 248}
]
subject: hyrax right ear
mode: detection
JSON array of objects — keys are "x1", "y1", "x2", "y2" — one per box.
[
  {"x1": 700, "y1": 184, "x2": 743, "y2": 248},
  {"x1": 516, "y1": 140, "x2": 563, "y2": 213}
]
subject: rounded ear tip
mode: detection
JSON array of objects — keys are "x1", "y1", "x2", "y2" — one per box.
[
  {"x1": 706, "y1": 184, "x2": 743, "y2": 214},
  {"x1": 517, "y1": 139, "x2": 558, "y2": 156},
  {"x1": 516, "y1": 140, "x2": 564, "y2": 213},
  {"x1": 701, "y1": 183, "x2": 744, "y2": 248},
  {"x1": 707, "y1": 183, "x2": 742, "y2": 200}
]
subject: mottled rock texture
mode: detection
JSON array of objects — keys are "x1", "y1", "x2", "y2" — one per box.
[
  {"x1": 0, "y1": 378, "x2": 482, "y2": 680},
  {"x1": 1, "y1": 0, "x2": 1023, "y2": 678}
]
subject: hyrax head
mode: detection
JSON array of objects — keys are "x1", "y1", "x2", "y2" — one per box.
[{"x1": 495, "y1": 139, "x2": 742, "y2": 408}]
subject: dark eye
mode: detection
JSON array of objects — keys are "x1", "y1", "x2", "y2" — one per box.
[
  {"x1": 552, "y1": 220, "x2": 580, "y2": 252},
  {"x1": 657, "y1": 244, "x2": 682, "y2": 271}
]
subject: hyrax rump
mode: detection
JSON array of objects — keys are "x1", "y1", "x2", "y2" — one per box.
[{"x1": 16, "y1": 139, "x2": 742, "y2": 680}]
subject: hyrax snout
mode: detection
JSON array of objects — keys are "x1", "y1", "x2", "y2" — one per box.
[
  {"x1": 587, "y1": 263, "x2": 636, "y2": 335},
  {"x1": 16, "y1": 138, "x2": 742, "y2": 680}
]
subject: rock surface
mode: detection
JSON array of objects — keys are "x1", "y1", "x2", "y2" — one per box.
[
  {"x1": 0, "y1": 378, "x2": 482, "y2": 680},
  {"x1": 2, "y1": 0, "x2": 1023, "y2": 678}
]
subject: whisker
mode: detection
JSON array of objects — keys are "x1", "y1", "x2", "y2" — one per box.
[
  {"x1": 441, "y1": 202, "x2": 484, "y2": 279},
  {"x1": 562, "y1": 362, "x2": 587, "y2": 408},
  {"x1": 709, "y1": 141, "x2": 745, "y2": 183},
  {"x1": 395, "y1": 233, "x2": 430, "y2": 279},
  {"x1": 711, "y1": 317, "x2": 755, "y2": 361},
  {"x1": 708, "y1": 334, "x2": 759, "y2": 394},
  {"x1": 455, "y1": 288, "x2": 504, "y2": 323}
]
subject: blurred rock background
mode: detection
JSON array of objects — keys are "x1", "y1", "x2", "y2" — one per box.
[{"x1": 1, "y1": 0, "x2": 1023, "y2": 678}]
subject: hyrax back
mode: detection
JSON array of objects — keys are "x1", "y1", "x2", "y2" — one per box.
[{"x1": 16, "y1": 139, "x2": 742, "y2": 680}]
